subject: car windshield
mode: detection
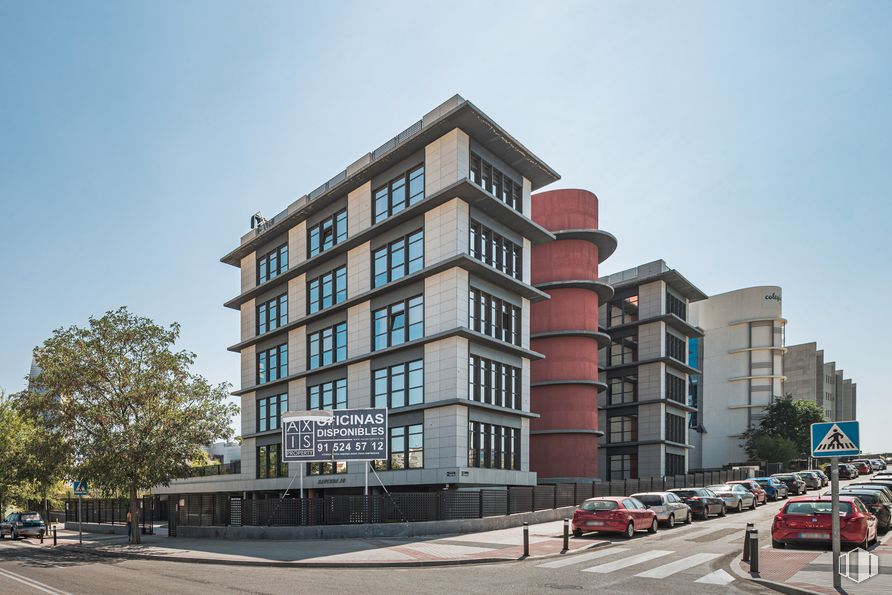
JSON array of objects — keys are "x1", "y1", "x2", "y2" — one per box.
[
  {"x1": 20, "y1": 513, "x2": 41, "y2": 521},
  {"x1": 633, "y1": 495, "x2": 663, "y2": 506},
  {"x1": 706, "y1": 485, "x2": 728, "y2": 491},
  {"x1": 672, "y1": 490, "x2": 698, "y2": 497},
  {"x1": 580, "y1": 500, "x2": 618, "y2": 511},
  {"x1": 755, "y1": 480, "x2": 770, "y2": 486},
  {"x1": 845, "y1": 493, "x2": 877, "y2": 504},
  {"x1": 786, "y1": 501, "x2": 853, "y2": 515}
]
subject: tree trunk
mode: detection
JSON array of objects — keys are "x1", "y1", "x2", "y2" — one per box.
[
  {"x1": 41, "y1": 483, "x2": 48, "y2": 528},
  {"x1": 129, "y1": 481, "x2": 141, "y2": 545}
]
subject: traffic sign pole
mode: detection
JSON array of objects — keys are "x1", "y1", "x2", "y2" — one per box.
[
  {"x1": 831, "y1": 456, "x2": 840, "y2": 588},
  {"x1": 78, "y1": 496, "x2": 82, "y2": 545}
]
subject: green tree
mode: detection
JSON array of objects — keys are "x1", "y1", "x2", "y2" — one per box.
[
  {"x1": 741, "y1": 395, "x2": 826, "y2": 467},
  {"x1": 0, "y1": 392, "x2": 35, "y2": 514},
  {"x1": 748, "y1": 435, "x2": 800, "y2": 468},
  {"x1": 27, "y1": 307, "x2": 236, "y2": 544}
]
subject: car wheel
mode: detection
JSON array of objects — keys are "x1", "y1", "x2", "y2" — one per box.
[
  {"x1": 648, "y1": 518, "x2": 658, "y2": 534},
  {"x1": 750, "y1": 498, "x2": 757, "y2": 510},
  {"x1": 735, "y1": 500, "x2": 743, "y2": 513},
  {"x1": 772, "y1": 539, "x2": 786, "y2": 549},
  {"x1": 667, "y1": 514, "x2": 675, "y2": 528},
  {"x1": 719, "y1": 505, "x2": 727, "y2": 517},
  {"x1": 625, "y1": 522, "x2": 635, "y2": 538},
  {"x1": 862, "y1": 533, "x2": 870, "y2": 550},
  {"x1": 573, "y1": 528, "x2": 583, "y2": 538},
  {"x1": 685, "y1": 511, "x2": 692, "y2": 524}
]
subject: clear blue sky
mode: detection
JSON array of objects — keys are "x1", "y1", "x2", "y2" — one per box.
[{"x1": 1, "y1": 1, "x2": 890, "y2": 452}]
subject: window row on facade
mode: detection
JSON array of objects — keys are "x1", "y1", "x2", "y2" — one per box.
[
  {"x1": 469, "y1": 220, "x2": 522, "y2": 280},
  {"x1": 468, "y1": 287, "x2": 521, "y2": 346},
  {"x1": 469, "y1": 152, "x2": 522, "y2": 212}
]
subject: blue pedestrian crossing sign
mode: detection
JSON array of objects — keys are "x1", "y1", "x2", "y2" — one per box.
[
  {"x1": 73, "y1": 481, "x2": 89, "y2": 496},
  {"x1": 811, "y1": 421, "x2": 860, "y2": 457}
]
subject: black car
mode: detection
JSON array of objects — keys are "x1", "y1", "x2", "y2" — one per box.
[
  {"x1": 668, "y1": 488, "x2": 726, "y2": 519},
  {"x1": 0, "y1": 512, "x2": 46, "y2": 539},
  {"x1": 847, "y1": 482, "x2": 892, "y2": 500},
  {"x1": 772, "y1": 474, "x2": 806, "y2": 495},
  {"x1": 840, "y1": 489, "x2": 892, "y2": 533},
  {"x1": 826, "y1": 463, "x2": 857, "y2": 479}
]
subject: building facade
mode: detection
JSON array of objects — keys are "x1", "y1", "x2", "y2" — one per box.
[
  {"x1": 688, "y1": 286, "x2": 786, "y2": 469},
  {"x1": 528, "y1": 189, "x2": 616, "y2": 482},
  {"x1": 782, "y1": 342, "x2": 858, "y2": 423},
  {"x1": 156, "y1": 95, "x2": 561, "y2": 497},
  {"x1": 596, "y1": 261, "x2": 705, "y2": 479}
]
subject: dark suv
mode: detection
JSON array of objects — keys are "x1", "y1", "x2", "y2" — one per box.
[{"x1": 0, "y1": 511, "x2": 46, "y2": 540}]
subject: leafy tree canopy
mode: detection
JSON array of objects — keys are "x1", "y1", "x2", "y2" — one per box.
[{"x1": 741, "y1": 395, "x2": 826, "y2": 468}]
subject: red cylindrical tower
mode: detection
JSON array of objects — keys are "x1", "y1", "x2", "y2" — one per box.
[{"x1": 530, "y1": 189, "x2": 616, "y2": 481}]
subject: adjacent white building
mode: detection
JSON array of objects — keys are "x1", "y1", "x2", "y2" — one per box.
[{"x1": 688, "y1": 286, "x2": 786, "y2": 469}]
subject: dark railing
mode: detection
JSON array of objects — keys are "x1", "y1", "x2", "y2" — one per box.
[
  {"x1": 67, "y1": 469, "x2": 752, "y2": 533},
  {"x1": 64, "y1": 495, "x2": 159, "y2": 534}
]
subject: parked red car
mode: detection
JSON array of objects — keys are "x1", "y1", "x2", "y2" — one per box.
[
  {"x1": 772, "y1": 496, "x2": 878, "y2": 549},
  {"x1": 854, "y1": 461, "x2": 872, "y2": 475},
  {"x1": 572, "y1": 497, "x2": 658, "y2": 538},
  {"x1": 727, "y1": 480, "x2": 768, "y2": 505}
]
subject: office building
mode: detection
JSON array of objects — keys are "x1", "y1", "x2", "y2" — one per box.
[
  {"x1": 596, "y1": 261, "x2": 706, "y2": 479},
  {"x1": 156, "y1": 95, "x2": 561, "y2": 498},
  {"x1": 688, "y1": 286, "x2": 786, "y2": 469}
]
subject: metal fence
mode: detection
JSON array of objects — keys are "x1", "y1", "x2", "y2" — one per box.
[
  {"x1": 64, "y1": 496, "x2": 159, "y2": 533},
  {"x1": 163, "y1": 468, "x2": 751, "y2": 531}
]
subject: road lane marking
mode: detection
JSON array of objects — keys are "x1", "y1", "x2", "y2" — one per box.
[
  {"x1": 634, "y1": 552, "x2": 722, "y2": 578},
  {"x1": 694, "y1": 569, "x2": 736, "y2": 585},
  {"x1": 0, "y1": 568, "x2": 71, "y2": 595},
  {"x1": 537, "y1": 547, "x2": 629, "y2": 568},
  {"x1": 581, "y1": 550, "x2": 673, "y2": 573}
]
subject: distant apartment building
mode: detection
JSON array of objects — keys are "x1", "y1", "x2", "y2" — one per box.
[
  {"x1": 783, "y1": 342, "x2": 857, "y2": 422},
  {"x1": 688, "y1": 286, "x2": 786, "y2": 469},
  {"x1": 837, "y1": 376, "x2": 857, "y2": 421},
  {"x1": 596, "y1": 261, "x2": 706, "y2": 479},
  {"x1": 155, "y1": 95, "x2": 562, "y2": 498}
]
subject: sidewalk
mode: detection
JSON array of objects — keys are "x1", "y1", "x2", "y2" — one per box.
[
  {"x1": 22, "y1": 520, "x2": 606, "y2": 567},
  {"x1": 736, "y1": 529, "x2": 892, "y2": 594}
]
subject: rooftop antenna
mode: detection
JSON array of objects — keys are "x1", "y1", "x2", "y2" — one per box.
[{"x1": 250, "y1": 211, "x2": 269, "y2": 230}]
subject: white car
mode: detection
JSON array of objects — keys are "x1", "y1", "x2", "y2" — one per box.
[
  {"x1": 629, "y1": 492, "x2": 692, "y2": 527},
  {"x1": 706, "y1": 484, "x2": 756, "y2": 512}
]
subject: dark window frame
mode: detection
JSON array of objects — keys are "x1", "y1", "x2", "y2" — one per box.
[
  {"x1": 256, "y1": 393, "x2": 289, "y2": 433},
  {"x1": 469, "y1": 152, "x2": 522, "y2": 212},
  {"x1": 469, "y1": 220, "x2": 522, "y2": 280},
  {"x1": 307, "y1": 266, "x2": 347, "y2": 315},
  {"x1": 307, "y1": 322, "x2": 347, "y2": 370},
  {"x1": 468, "y1": 287, "x2": 521, "y2": 346},
  {"x1": 373, "y1": 164, "x2": 425, "y2": 224},
  {"x1": 257, "y1": 343, "x2": 288, "y2": 385},
  {"x1": 373, "y1": 359, "x2": 423, "y2": 409},
  {"x1": 468, "y1": 354, "x2": 521, "y2": 410},
  {"x1": 256, "y1": 443, "x2": 288, "y2": 479},
  {"x1": 308, "y1": 209, "x2": 348, "y2": 258},
  {"x1": 372, "y1": 423, "x2": 423, "y2": 470},
  {"x1": 467, "y1": 421, "x2": 520, "y2": 470},
  {"x1": 372, "y1": 295, "x2": 424, "y2": 351},
  {"x1": 257, "y1": 293, "x2": 288, "y2": 336},
  {"x1": 257, "y1": 243, "x2": 289, "y2": 285},
  {"x1": 372, "y1": 229, "x2": 424, "y2": 288}
]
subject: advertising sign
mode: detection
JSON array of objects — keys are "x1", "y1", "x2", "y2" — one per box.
[{"x1": 282, "y1": 408, "x2": 387, "y2": 462}]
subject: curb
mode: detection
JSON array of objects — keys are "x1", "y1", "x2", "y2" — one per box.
[
  {"x1": 51, "y1": 539, "x2": 612, "y2": 569},
  {"x1": 729, "y1": 552, "x2": 823, "y2": 595}
]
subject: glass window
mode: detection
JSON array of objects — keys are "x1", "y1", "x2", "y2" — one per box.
[
  {"x1": 666, "y1": 372, "x2": 686, "y2": 404},
  {"x1": 307, "y1": 378, "x2": 347, "y2": 411},
  {"x1": 666, "y1": 332, "x2": 686, "y2": 362},
  {"x1": 373, "y1": 360, "x2": 423, "y2": 409},
  {"x1": 372, "y1": 295, "x2": 423, "y2": 350},
  {"x1": 469, "y1": 221, "x2": 522, "y2": 280},
  {"x1": 468, "y1": 152, "x2": 522, "y2": 212},
  {"x1": 468, "y1": 354, "x2": 521, "y2": 410},
  {"x1": 257, "y1": 393, "x2": 288, "y2": 432},
  {"x1": 608, "y1": 415, "x2": 637, "y2": 443},
  {"x1": 606, "y1": 295, "x2": 639, "y2": 328},
  {"x1": 666, "y1": 291, "x2": 687, "y2": 320},
  {"x1": 467, "y1": 421, "x2": 519, "y2": 470},
  {"x1": 609, "y1": 454, "x2": 637, "y2": 480},
  {"x1": 257, "y1": 243, "x2": 289, "y2": 285},
  {"x1": 468, "y1": 287, "x2": 520, "y2": 346},
  {"x1": 307, "y1": 322, "x2": 347, "y2": 369},
  {"x1": 257, "y1": 344, "x2": 288, "y2": 384},
  {"x1": 308, "y1": 209, "x2": 347, "y2": 257},
  {"x1": 373, "y1": 165, "x2": 425, "y2": 224},
  {"x1": 257, "y1": 293, "x2": 288, "y2": 335},
  {"x1": 607, "y1": 333, "x2": 637, "y2": 366},
  {"x1": 256, "y1": 444, "x2": 288, "y2": 479},
  {"x1": 372, "y1": 230, "x2": 424, "y2": 288},
  {"x1": 307, "y1": 266, "x2": 347, "y2": 314},
  {"x1": 608, "y1": 375, "x2": 637, "y2": 405}
]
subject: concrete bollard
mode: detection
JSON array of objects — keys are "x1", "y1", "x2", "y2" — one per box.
[
  {"x1": 53, "y1": 527, "x2": 57, "y2": 546},
  {"x1": 523, "y1": 522, "x2": 530, "y2": 558},
  {"x1": 562, "y1": 518, "x2": 569, "y2": 553},
  {"x1": 749, "y1": 529, "x2": 760, "y2": 574},
  {"x1": 742, "y1": 522, "x2": 754, "y2": 562}
]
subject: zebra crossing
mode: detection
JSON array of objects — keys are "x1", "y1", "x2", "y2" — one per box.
[{"x1": 536, "y1": 545, "x2": 735, "y2": 586}]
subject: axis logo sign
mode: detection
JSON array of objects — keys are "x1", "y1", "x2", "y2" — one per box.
[{"x1": 840, "y1": 548, "x2": 879, "y2": 583}]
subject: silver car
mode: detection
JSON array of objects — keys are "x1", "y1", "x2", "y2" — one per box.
[
  {"x1": 707, "y1": 484, "x2": 756, "y2": 512},
  {"x1": 630, "y1": 492, "x2": 692, "y2": 527},
  {"x1": 798, "y1": 472, "x2": 822, "y2": 490}
]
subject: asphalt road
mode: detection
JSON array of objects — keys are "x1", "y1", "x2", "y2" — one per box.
[{"x1": 0, "y1": 484, "x2": 856, "y2": 595}]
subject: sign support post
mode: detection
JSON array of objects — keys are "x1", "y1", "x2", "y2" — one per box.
[
  {"x1": 364, "y1": 463, "x2": 369, "y2": 496},
  {"x1": 299, "y1": 464, "x2": 304, "y2": 499},
  {"x1": 810, "y1": 421, "x2": 859, "y2": 590},
  {"x1": 78, "y1": 497, "x2": 82, "y2": 545},
  {"x1": 830, "y1": 456, "x2": 840, "y2": 589}
]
